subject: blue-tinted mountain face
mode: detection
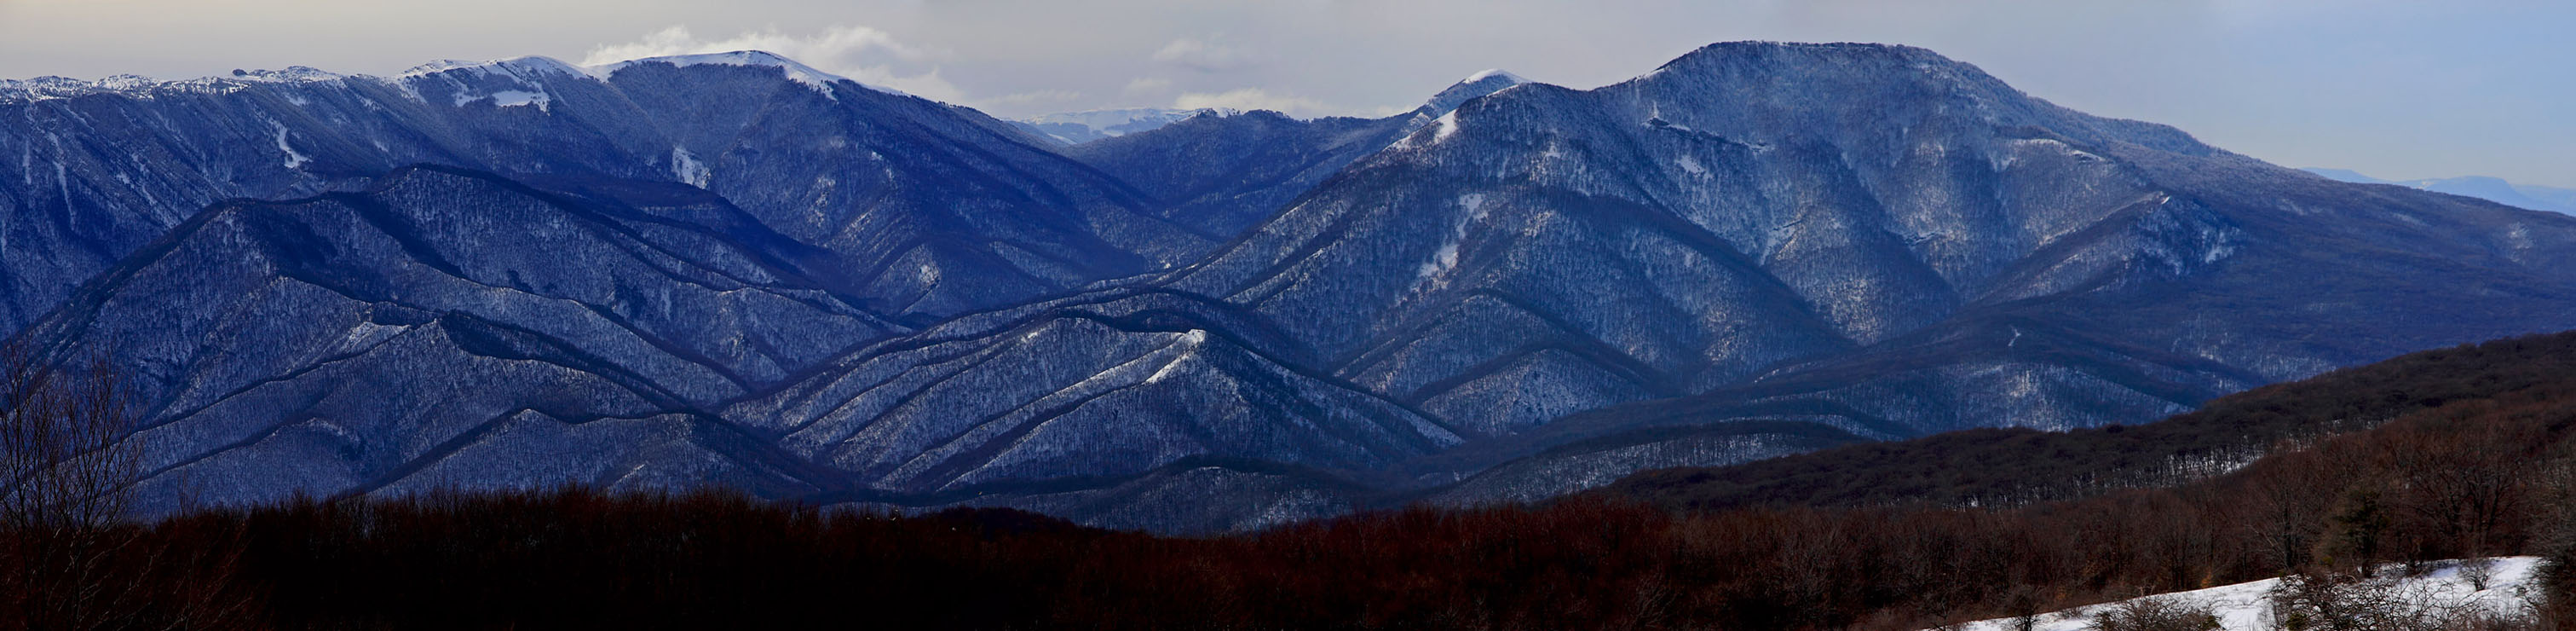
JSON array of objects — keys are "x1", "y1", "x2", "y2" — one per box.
[
  {"x1": 11, "y1": 43, "x2": 2576, "y2": 533},
  {"x1": 1059, "y1": 72, "x2": 1525, "y2": 239},
  {"x1": 24, "y1": 166, "x2": 887, "y2": 507},
  {"x1": 0, "y1": 54, "x2": 1207, "y2": 336}
]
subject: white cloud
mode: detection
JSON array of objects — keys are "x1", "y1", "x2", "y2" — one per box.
[
  {"x1": 1123, "y1": 77, "x2": 1174, "y2": 95},
  {"x1": 583, "y1": 25, "x2": 968, "y2": 103},
  {"x1": 1151, "y1": 37, "x2": 1254, "y2": 72},
  {"x1": 1174, "y1": 88, "x2": 1335, "y2": 117},
  {"x1": 987, "y1": 89, "x2": 1084, "y2": 108}
]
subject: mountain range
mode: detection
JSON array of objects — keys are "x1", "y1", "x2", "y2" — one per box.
[
  {"x1": 1009, "y1": 107, "x2": 1236, "y2": 145},
  {"x1": 2303, "y1": 167, "x2": 2576, "y2": 215},
  {"x1": 8, "y1": 42, "x2": 2576, "y2": 532}
]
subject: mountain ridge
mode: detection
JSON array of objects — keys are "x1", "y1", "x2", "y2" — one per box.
[
  {"x1": 0, "y1": 48, "x2": 1213, "y2": 337},
  {"x1": 13, "y1": 42, "x2": 2576, "y2": 532},
  {"x1": 671, "y1": 41, "x2": 2576, "y2": 527}
]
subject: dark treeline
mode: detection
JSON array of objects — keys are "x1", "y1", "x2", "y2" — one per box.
[
  {"x1": 5, "y1": 417, "x2": 2572, "y2": 631},
  {"x1": 9, "y1": 335, "x2": 2576, "y2": 629},
  {"x1": 1606, "y1": 332, "x2": 2576, "y2": 511}
]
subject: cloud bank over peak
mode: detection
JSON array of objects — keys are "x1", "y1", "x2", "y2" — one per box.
[{"x1": 579, "y1": 25, "x2": 1360, "y2": 120}]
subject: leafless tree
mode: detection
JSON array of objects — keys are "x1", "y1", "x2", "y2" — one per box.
[
  {"x1": 1, "y1": 344, "x2": 137, "y2": 531},
  {"x1": 0, "y1": 342, "x2": 243, "y2": 629}
]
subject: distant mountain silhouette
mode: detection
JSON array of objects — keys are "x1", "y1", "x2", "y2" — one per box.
[{"x1": 2304, "y1": 167, "x2": 2576, "y2": 215}]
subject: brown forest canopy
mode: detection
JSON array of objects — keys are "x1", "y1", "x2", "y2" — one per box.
[{"x1": 8, "y1": 333, "x2": 2576, "y2": 629}]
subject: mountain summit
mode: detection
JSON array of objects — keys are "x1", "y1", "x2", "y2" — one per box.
[{"x1": 1416, "y1": 69, "x2": 1530, "y2": 119}]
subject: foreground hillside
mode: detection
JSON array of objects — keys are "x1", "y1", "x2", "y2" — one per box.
[
  {"x1": 11, "y1": 330, "x2": 2576, "y2": 629},
  {"x1": 1603, "y1": 329, "x2": 2576, "y2": 511}
]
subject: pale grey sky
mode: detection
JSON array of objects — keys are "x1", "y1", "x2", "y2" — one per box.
[{"x1": 2, "y1": 0, "x2": 2568, "y2": 187}]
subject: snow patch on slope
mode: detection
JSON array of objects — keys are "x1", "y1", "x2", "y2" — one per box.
[
  {"x1": 671, "y1": 148, "x2": 710, "y2": 188},
  {"x1": 1389, "y1": 110, "x2": 1467, "y2": 152},
  {"x1": 1144, "y1": 329, "x2": 1208, "y2": 385},
  {"x1": 1415, "y1": 194, "x2": 1489, "y2": 284},
  {"x1": 396, "y1": 56, "x2": 584, "y2": 109},
  {"x1": 454, "y1": 89, "x2": 550, "y2": 112},
  {"x1": 272, "y1": 124, "x2": 308, "y2": 169},
  {"x1": 1432, "y1": 110, "x2": 1462, "y2": 142},
  {"x1": 1675, "y1": 154, "x2": 1708, "y2": 177}
]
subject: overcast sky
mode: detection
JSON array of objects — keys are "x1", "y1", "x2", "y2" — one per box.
[{"x1": 2, "y1": 0, "x2": 2568, "y2": 187}]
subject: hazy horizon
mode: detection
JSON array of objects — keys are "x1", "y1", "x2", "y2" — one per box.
[{"x1": 3, "y1": 0, "x2": 2569, "y2": 188}]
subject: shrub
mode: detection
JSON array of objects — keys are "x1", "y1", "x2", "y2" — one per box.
[{"x1": 2088, "y1": 595, "x2": 2222, "y2": 631}]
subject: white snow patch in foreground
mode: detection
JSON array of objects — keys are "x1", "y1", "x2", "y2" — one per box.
[{"x1": 1942, "y1": 557, "x2": 2544, "y2": 631}]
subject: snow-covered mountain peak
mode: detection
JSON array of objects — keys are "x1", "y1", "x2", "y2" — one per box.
[
  {"x1": 0, "y1": 67, "x2": 350, "y2": 102},
  {"x1": 225, "y1": 67, "x2": 346, "y2": 84},
  {"x1": 1461, "y1": 68, "x2": 1524, "y2": 84},
  {"x1": 1386, "y1": 68, "x2": 1532, "y2": 145},
  {"x1": 390, "y1": 56, "x2": 591, "y2": 111},
  {"x1": 400, "y1": 55, "x2": 585, "y2": 80},
  {"x1": 1418, "y1": 68, "x2": 1530, "y2": 117},
  {"x1": 1596, "y1": 39, "x2": 2226, "y2": 158},
  {"x1": 1624, "y1": 41, "x2": 1985, "y2": 93},
  {"x1": 586, "y1": 49, "x2": 881, "y2": 100},
  {"x1": 3, "y1": 57, "x2": 590, "y2": 105},
  {"x1": 1665, "y1": 40, "x2": 1945, "y2": 67}
]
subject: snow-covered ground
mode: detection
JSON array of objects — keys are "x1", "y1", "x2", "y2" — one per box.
[{"x1": 1943, "y1": 557, "x2": 2545, "y2": 631}]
